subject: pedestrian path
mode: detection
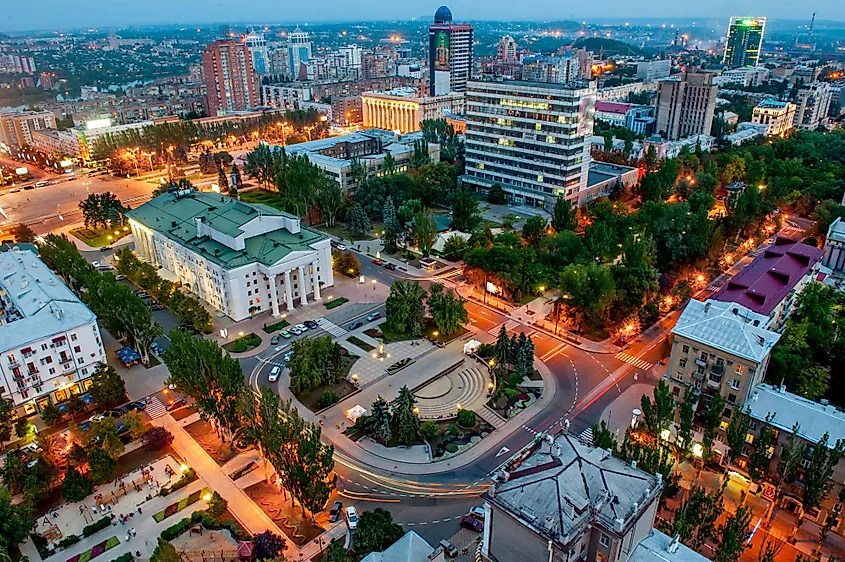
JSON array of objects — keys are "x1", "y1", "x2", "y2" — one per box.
[
  {"x1": 487, "y1": 319, "x2": 521, "y2": 336},
  {"x1": 614, "y1": 352, "x2": 654, "y2": 370},
  {"x1": 478, "y1": 406, "x2": 506, "y2": 429},
  {"x1": 316, "y1": 317, "x2": 347, "y2": 338},
  {"x1": 145, "y1": 396, "x2": 167, "y2": 419}
]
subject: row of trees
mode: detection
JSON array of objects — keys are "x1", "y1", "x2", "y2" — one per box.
[
  {"x1": 357, "y1": 386, "x2": 420, "y2": 446},
  {"x1": 78, "y1": 192, "x2": 126, "y2": 230},
  {"x1": 385, "y1": 280, "x2": 468, "y2": 337},
  {"x1": 163, "y1": 332, "x2": 334, "y2": 522},
  {"x1": 40, "y1": 363, "x2": 127, "y2": 427}
]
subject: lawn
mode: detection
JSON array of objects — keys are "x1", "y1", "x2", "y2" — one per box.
[
  {"x1": 320, "y1": 221, "x2": 384, "y2": 243},
  {"x1": 238, "y1": 190, "x2": 287, "y2": 210},
  {"x1": 324, "y1": 296, "x2": 349, "y2": 310},
  {"x1": 369, "y1": 318, "x2": 466, "y2": 344},
  {"x1": 262, "y1": 319, "x2": 290, "y2": 334},
  {"x1": 69, "y1": 225, "x2": 131, "y2": 248},
  {"x1": 294, "y1": 356, "x2": 359, "y2": 412},
  {"x1": 346, "y1": 335, "x2": 375, "y2": 352},
  {"x1": 222, "y1": 332, "x2": 262, "y2": 353}
]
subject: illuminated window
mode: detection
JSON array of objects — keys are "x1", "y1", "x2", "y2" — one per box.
[
  {"x1": 720, "y1": 420, "x2": 729, "y2": 430},
  {"x1": 745, "y1": 433, "x2": 755, "y2": 444},
  {"x1": 537, "y1": 175, "x2": 544, "y2": 182},
  {"x1": 545, "y1": 135, "x2": 557, "y2": 144},
  {"x1": 535, "y1": 123, "x2": 542, "y2": 131}
]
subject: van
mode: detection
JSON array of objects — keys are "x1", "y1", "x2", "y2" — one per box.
[
  {"x1": 268, "y1": 366, "x2": 280, "y2": 382},
  {"x1": 438, "y1": 540, "x2": 458, "y2": 558},
  {"x1": 35, "y1": 181, "x2": 49, "y2": 187}
]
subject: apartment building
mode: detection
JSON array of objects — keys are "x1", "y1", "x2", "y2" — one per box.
[
  {"x1": 0, "y1": 110, "x2": 57, "y2": 149},
  {"x1": 29, "y1": 128, "x2": 83, "y2": 158},
  {"x1": 201, "y1": 39, "x2": 260, "y2": 114},
  {"x1": 793, "y1": 82, "x2": 833, "y2": 131},
  {"x1": 0, "y1": 248, "x2": 106, "y2": 417},
  {"x1": 127, "y1": 190, "x2": 333, "y2": 322},
  {"x1": 480, "y1": 432, "x2": 708, "y2": 562},
  {"x1": 654, "y1": 71, "x2": 718, "y2": 140},
  {"x1": 752, "y1": 100, "x2": 796, "y2": 137},
  {"x1": 428, "y1": 6, "x2": 473, "y2": 95}
]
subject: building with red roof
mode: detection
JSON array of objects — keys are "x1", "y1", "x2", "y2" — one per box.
[{"x1": 714, "y1": 236, "x2": 823, "y2": 331}]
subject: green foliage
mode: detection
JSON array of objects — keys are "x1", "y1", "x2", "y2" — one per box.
[
  {"x1": 142, "y1": 427, "x2": 174, "y2": 451},
  {"x1": 450, "y1": 185, "x2": 481, "y2": 232},
  {"x1": 88, "y1": 363, "x2": 128, "y2": 409},
  {"x1": 206, "y1": 492, "x2": 227, "y2": 522},
  {"x1": 346, "y1": 202, "x2": 371, "y2": 238},
  {"x1": 426, "y1": 282, "x2": 468, "y2": 336},
  {"x1": 82, "y1": 517, "x2": 113, "y2": 538},
  {"x1": 88, "y1": 446, "x2": 118, "y2": 483},
  {"x1": 591, "y1": 420, "x2": 617, "y2": 452},
  {"x1": 412, "y1": 209, "x2": 438, "y2": 257},
  {"x1": 385, "y1": 279, "x2": 427, "y2": 336},
  {"x1": 351, "y1": 508, "x2": 404, "y2": 559},
  {"x1": 78, "y1": 192, "x2": 126, "y2": 229},
  {"x1": 672, "y1": 483, "x2": 725, "y2": 550},
  {"x1": 801, "y1": 432, "x2": 845, "y2": 513},
  {"x1": 368, "y1": 397, "x2": 392, "y2": 444},
  {"x1": 317, "y1": 392, "x2": 339, "y2": 409},
  {"x1": 288, "y1": 336, "x2": 345, "y2": 395},
  {"x1": 40, "y1": 402, "x2": 63, "y2": 426},
  {"x1": 332, "y1": 251, "x2": 360, "y2": 277},
  {"x1": 551, "y1": 197, "x2": 577, "y2": 232},
  {"x1": 0, "y1": 487, "x2": 33, "y2": 551},
  {"x1": 559, "y1": 263, "x2": 616, "y2": 330},
  {"x1": 151, "y1": 537, "x2": 181, "y2": 562},
  {"x1": 713, "y1": 503, "x2": 753, "y2": 562},
  {"x1": 382, "y1": 196, "x2": 402, "y2": 253},
  {"x1": 487, "y1": 183, "x2": 507, "y2": 204},
  {"x1": 123, "y1": 410, "x2": 147, "y2": 441},
  {"x1": 419, "y1": 420, "x2": 439, "y2": 443},
  {"x1": 62, "y1": 467, "x2": 94, "y2": 503},
  {"x1": 748, "y1": 413, "x2": 776, "y2": 483},
  {"x1": 702, "y1": 394, "x2": 726, "y2": 463},
  {"x1": 456, "y1": 409, "x2": 477, "y2": 428}
]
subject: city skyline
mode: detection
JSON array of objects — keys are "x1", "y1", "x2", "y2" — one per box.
[{"x1": 3, "y1": 1, "x2": 845, "y2": 33}]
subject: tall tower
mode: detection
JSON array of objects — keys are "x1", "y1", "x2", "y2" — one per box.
[
  {"x1": 202, "y1": 39, "x2": 259, "y2": 115},
  {"x1": 287, "y1": 27, "x2": 313, "y2": 81},
  {"x1": 245, "y1": 29, "x2": 269, "y2": 75},
  {"x1": 723, "y1": 17, "x2": 766, "y2": 68},
  {"x1": 655, "y1": 70, "x2": 718, "y2": 140},
  {"x1": 428, "y1": 6, "x2": 474, "y2": 96}
]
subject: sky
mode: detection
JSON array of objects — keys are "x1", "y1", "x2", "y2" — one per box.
[{"x1": 3, "y1": 0, "x2": 843, "y2": 33}]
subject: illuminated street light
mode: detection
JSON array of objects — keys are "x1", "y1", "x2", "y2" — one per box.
[{"x1": 692, "y1": 443, "x2": 704, "y2": 458}]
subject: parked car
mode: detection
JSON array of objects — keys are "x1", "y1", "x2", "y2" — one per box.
[
  {"x1": 290, "y1": 326, "x2": 302, "y2": 336},
  {"x1": 371, "y1": 259, "x2": 383, "y2": 266},
  {"x1": 129, "y1": 401, "x2": 147, "y2": 412},
  {"x1": 439, "y1": 540, "x2": 459, "y2": 558},
  {"x1": 283, "y1": 351, "x2": 294, "y2": 362},
  {"x1": 268, "y1": 366, "x2": 280, "y2": 382},
  {"x1": 115, "y1": 274, "x2": 126, "y2": 281},
  {"x1": 150, "y1": 304, "x2": 164, "y2": 311},
  {"x1": 329, "y1": 501, "x2": 343, "y2": 523},
  {"x1": 166, "y1": 397, "x2": 187, "y2": 411},
  {"x1": 384, "y1": 262, "x2": 397, "y2": 271},
  {"x1": 460, "y1": 515, "x2": 483, "y2": 532},
  {"x1": 330, "y1": 241, "x2": 347, "y2": 251},
  {"x1": 349, "y1": 320, "x2": 363, "y2": 330},
  {"x1": 79, "y1": 420, "x2": 93, "y2": 431},
  {"x1": 366, "y1": 312, "x2": 381, "y2": 322},
  {"x1": 295, "y1": 323, "x2": 308, "y2": 332},
  {"x1": 20, "y1": 443, "x2": 43, "y2": 455},
  {"x1": 99, "y1": 246, "x2": 111, "y2": 252},
  {"x1": 469, "y1": 506, "x2": 485, "y2": 521},
  {"x1": 270, "y1": 335, "x2": 280, "y2": 345},
  {"x1": 345, "y1": 506, "x2": 359, "y2": 530},
  {"x1": 304, "y1": 320, "x2": 318, "y2": 330},
  {"x1": 280, "y1": 330, "x2": 292, "y2": 339},
  {"x1": 92, "y1": 261, "x2": 101, "y2": 268}
]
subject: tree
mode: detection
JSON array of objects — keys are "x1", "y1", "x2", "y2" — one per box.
[
  {"x1": 724, "y1": 408, "x2": 752, "y2": 470},
  {"x1": 385, "y1": 280, "x2": 426, "y2": 336},
  {"x1": 230, "y1": 162, "x2": 243, "y2": 190},
  {"x1": 8, "y1": 224, "x2": 36, "y2": 243},
  {"x1": 0, "y1": 487, "x2": 33, "y2": 552},
  {"x1": 321, "y1": 541, "x2": 352, "y2": 562},
  {"x1": 315, "y1": 175, "x2": 344, "y2": 227},
  {"x1": 487, "y1": 183, "x2": 506, "y2": 204},
  {"x1": 218, "y1": 165, "x2": 230, "y2": 193},
  {"x1": 713, "y1": 502, "x2": 754, "y2": 562},
  {"x1": 0, "y1": 399, "x2": 14, "y2": 444},
  {"x1": 795, "y1": 365, "x2": 831, "y2": 401},
  {"x1": 142, "y1": 427, "x2": 174, "y2": 450},
  {"x1": 391, "y1": 386, "x2": 419, "y2": 446},
  {"x1": 332, "y1": 251, "x2": 360, "y2": 277},
  {"x1": 382, "y1": 196, "x2": 402, "y2": 253},
  {"x1": 591, "y1": 420, "x2": 616, "y2": 452},
  {"x1": 494, "y1": 325, "x2": 510, "y2": 374},
  {"x1": 287, "y1": 336, "x2": 344, "y2": 394},
  {"x1": 419, "y1": 420, "x2": 438, "y2": 444},
  {"x1": 40, "y1": 402, "x2": 63, "y2": 426},
  {"x1": 253, "y1": 531, "x2": 287, "y2": 560},
  {"x1": 450, "y1": 185, "x2": 480, "y2": 232},
  {"x1": 238, "y1": 387, "x2": 285, "y2": 483},
  {"x1": 639, "y1": 380, "x2": 674, "y2": 438},
  {"x1": 412, "y1": 209, "x2": 437, "y2": 257},
  {"x1": 151, "y1": 538, "x2": 181, "y2": 562},
  {"x1": 351, "y1": 508, "x2": 404, "y2": 558},
  {"x1": 551, "y1": 197, "x2": 577, "y2": 232},
  {"x1": 426, "y1": 282, "x2": 468, "y2": 336},
  {"x1": 87, "y1": 446, "x2": 117, "y2": 483},
  {"x1": 67, "y1": 443, "x2": 88, "y2": 468},
  {"x1": 521, "y1": 216, "x2": 549, "y2": 247},
  {"x1": 801, "y1": 432, "x2": 845, "y2": 514},
  {"x1": 676, "y1": 388, "x2": 697, "y2": 459},
  {"x1": 207, "y1": 491, "x2": 228, "y2": 522},
  {"x1": 559, "y1": 263, "x2": 616, "y2": 330},
  {"x1": 88, "y1": 363, "x2": 127, "y2": 409},
  {"x1": 92, "y1": 418, "x2": 125, "y2": 459},
  {"x1": 62, "y1": 466, "x2": 94, "y2": 503},
  {"x1": 748, "y1": 413, "x2": 776, "y2": 482},
  {"x1": 457, "y1": 409, "x2": 477, "y2": 428},
  {"x1": 770, "y1": 423, "x2": 805, "y2": 520},
  {"x1": 289, "y1": 419, "x2": 335, "y2": 521},
  {"x1": 346, "y1": 202, "x2": 371, "y2": 238},
  {"x1": 757, "y1": 537, "x2": 784, "y2": 562},
  {"x1": 123, "y1": 410, "x2": 147, "y2": 441},
  {"x1": 702, "y1": 394, "x2": 726, "y2": 463},
  {"x1": 673, "y1": 484, "x2": 725, "y2": 550},
  {"x1": 368, "y1": 397, "x2": 392, "y2": 444}
]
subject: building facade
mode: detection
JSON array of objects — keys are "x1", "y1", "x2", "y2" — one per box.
[
  {"x1": 636, "y1": 59, "x2": 672, "y2": 81},
  {"x1": 202, "y1": 40, "x2": 260, "y2": 115},
  {"x1": 793, "y1": 82, "x2": 833, "y2": 130},
  {"x1": 461, "y1": 79, "x2": 596, "y2": 207},
  {"x1": 723, "y1": 17, "x2": 766, "y2": 68},
  {"x1": 29, "y1": 128, "x2": 83, "y2": 158},
  {"x1": 428, "y1": 6, "x2": 473, "y2": 96},
  {"x1": 0, "y1": 248, "x2": 106, "y2": 417},
  {"x1": 654, "y1": 71, "x2": 718, "y2": 140},
  {"x1": 287, "y1": 27, "x2": 312, "y2": 81},
  {"x1": 752, "y1": 100, "x2": 796, "y2": 137},
  {"x1": 127, "y1": 190, "x2": 333, "y2": 322},
  {"x1": 361, "y1": 88, "x2": 464, "y2": 133},
  {"x1": 0, "y1": 110, "x2": 57, "y2": 149},
  {"x1": 245, "y1": 30, "x2": 269, "y2": 75}
]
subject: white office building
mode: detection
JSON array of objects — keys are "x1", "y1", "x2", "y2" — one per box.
[
  {"x1": 0, "y1": 248, "x2": 106, "y2": 417},
  {"x1": 127, "y1": 190, "x2": 333, "y2": 322}
]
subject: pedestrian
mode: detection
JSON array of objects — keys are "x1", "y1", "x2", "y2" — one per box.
[
  {"x1": 137, "y1": 507, "x2": 142, "y2": 515},
  {"x1": 633, "y1": 373, "x2": 638, "y2": 381},
  {"x1": 131, "y1": 528, "x2": 136, "y2": 537},
  {"x1": 91, "y1": 504, "x2": 98, "y2": 515},
  {"x1": 125, "y1": 533, "x2": 131, "y2": 542}
]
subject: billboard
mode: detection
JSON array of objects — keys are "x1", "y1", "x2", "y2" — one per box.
[
  {"x1": 433, "y1": 30, "x2": 450, "y2": 71},
  {"x1": 15, "y1": 167, "x2": 29, "y2": 176},
  {"x1": 578, "y1": 93, "x2": 596, "y2": 137},
  {"x1": 86, "y1": 118, "x2": 112, "y2": 130}
]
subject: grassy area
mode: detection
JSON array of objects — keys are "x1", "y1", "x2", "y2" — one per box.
[
  {"x1": 346, "y1": 335, "x2": 375, "y2": 352},
  {"x1": 69, "y1": 225, "x2": 131, "y2": 248},
  {"x1": 295, "y1": 355, "x2": 359, "y2": 412},
  {"x1": 324, "y1": 296, "x2": 349, "y2": 310},
  {"x1": 262, "y1": 319, "x2": 290, "y2": 334},
  {"x1": 222, "y1": 332, "x2": 262, "y2": 353},
  {"x1": 369, "y1": 319, "x2": 466, "y2": 344},
  {"x1": 319, "y1": 222, "x2": 384, "y2": 243},
  {"x1": 422, "y1": 319, "x2": 468, "y2": 343},
  {"x1": 238, "y1": 189, "x2": 287, "y2": 210}
]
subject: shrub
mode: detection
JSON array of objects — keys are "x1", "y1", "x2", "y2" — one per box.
[
  {"x1": 445, "y1": 443, "x2": 459, "y2": 453},
  {"x1": 447, "y1": 423, "x2": 459, "y2": 436},
  {"x1": 109, "y1": 554, "x2": 134, "y2": 562},
  {"x1": 82, "y1": 517, "x2": 112, "y2": 537},
  {"x1": 142, "y1": 427, "x2": 174, "y2": 451},
  {"x1": 58, "y1": 535, "x2": 81, "y2": 549},
  {"x1": 476, "y1": 343, "x2": 495, "y2": 358},
  {"x1": 160, "y1": 518, "x2": 192, "y2": 541},
  {"x1": 457, "y1": 409, "x2": 477, "y2": 428},
  {"x1": 316, "y1": 391, "x2": 339, "y2": 409},
  {"x1": 207, "y1": 491, "x2": 227, "y2": 521},
  {"x1": 503, "y1": 388, "x2": 519, "y2": 401},
  {"x1": 40, "y1": 402, "x2": 63, "y2": 426},
  {"x1": 419, "y1": 420, "x2": 439, "y2": 443},
  {"x1": 63, "y1": 467, "x2": 94, "y2": 503}
]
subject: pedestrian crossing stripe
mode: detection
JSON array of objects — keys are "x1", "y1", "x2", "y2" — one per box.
[
  {"x1": 487, "y1": 319, "x2": 521, "y2": 336},
  {"x1": 145, "y1": 397, "x2": 167, "y2": 419},
  {"x1": 316, "y1": 317, "x2": 347, "y2": 338},
  {"x1": 579, "y1": 427, "x2": 594, "y2": 446},
  {"x1": 615, "y1": 352, "x2": 654, "y2": 371}
]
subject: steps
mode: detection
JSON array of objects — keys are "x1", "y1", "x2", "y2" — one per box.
[
  {"x1": 478, "y1": 406, "x2": 506, "y2": 429},
  {"x1": 415, "y1": 367, "x2": 488, "y2": 419}
]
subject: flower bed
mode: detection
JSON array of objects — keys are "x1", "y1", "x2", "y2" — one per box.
[
  {"x1": 324, "y1": 297, "x2": 349, "y2": 310},
  {"x1": 66, "y1": 536, "x2": 120, "y2": 562},
  {"x1": 159, "y1": 468, "x2": 197, "y2": 496},
  {"x1": 262, "y1": 319, "x2": 290, "y2": 334},
  {"x1": 153, "y1": 488, "x2": 210, "y2": 522},
  {"x1": 346, "y1": 336, "x2": 375, "y2": 352},
  {"x1": 228, "y1": 461, "x2": 258, "y2": 481},
  {"x1": 386, "y1": 358, "x2": 414, "y2": 374}
]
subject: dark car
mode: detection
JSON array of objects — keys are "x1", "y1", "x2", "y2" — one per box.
[
  {"x1": 329, "y1": 501, "x2": 343, "y2": 523},
  {"x1": 79, "y1": 420, "x2": 93, "y2": 431},
  {"x1": 304, "y1": 320, "x2": 319, "y2": 330},
  {"x1": 460, "y1": 515, "x2": 483, "y2": 532},
  {"x1": 100, "y1": 246, "x2": 111, "y2": 252},
  {"x1": 166, "y1": 397, "x2": 187, "y2": 411},
  {"x1": 384, "y1": 262, "x2": 397, "y2": 271},
  {"x1": 349, "y1": 320, "x2": 363, "y2": 330},
  {"x1": 131, "y1": 401, "x2": 147, "y2": 412}
]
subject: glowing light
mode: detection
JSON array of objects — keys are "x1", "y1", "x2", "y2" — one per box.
[
  {"x1": 696, "y1": 275, "x2": 704, "y2": 283},
  {"x1": 180, "y1": 464, "x2": 190, "y2": 472},
  {"x1": 692, "y1": 443, "x2": 704, "y2": 457},
  {"x1": 660, "y1": 429, "x2": 671, "y2": 441},
  {"x1": 202, "y1": 493, "x2": 212, "y2": 501}
]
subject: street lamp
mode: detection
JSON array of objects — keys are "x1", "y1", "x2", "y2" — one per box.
[{"x1": 372, "y1": 279, "x2": 377, "y2": 291}]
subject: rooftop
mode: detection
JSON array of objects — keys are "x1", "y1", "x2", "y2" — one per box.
[
  {"x1": 363, "y1": 87, "x2": 419, "y2": 98},
  {"x1": 748, "y1": 384, "x2": 845, "y2": 445},
  {"x1": 756, "y1": 99, "x2": 792, "y2": 110},
  {"x1": 485, "y1": 433, "x2": 661, "y2": 546},
  {"x1": 629, "y1": 529, "x2": 710, "y2": 562},
  {"x1": 595, "y1": 101, "x2": 632, "y2": 115},
  {"x1": 828, "y1": 217, "x2": 845, "y2": 243},
  {"x1": 0, "y1": 249, "x2": 98, "y2": 351},
  {"x1": 714, "y1": 236, "x2": 823, "y2": 316},
  {"x1": 126, "y1": 191, "x2": 326, "y2": 270},
  {"x1": 360, "y1": 531, "x2": 435, "y2": 562},
  {"x1": 671, "y1": 299, "x2": 781, "y2": 363}
]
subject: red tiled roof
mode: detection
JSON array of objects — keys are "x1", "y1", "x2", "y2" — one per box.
[
  {"x1": 714, "y1": 236, "x2": 823, "y2": 316},
  {"x1": 595, "y1": 101, "x2": 631, "y2": 115}
]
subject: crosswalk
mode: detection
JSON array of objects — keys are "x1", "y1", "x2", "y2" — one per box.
[
  {"x1": 488, "y1": 319, "x2": 521, "y2": 336},
  {"x1": 145, "y1": 397, "x2": 167, "y2": 419},
  {"x1": 316, "y1": 317, "x2": 348, "y2": 338},
  {"x1": 615, "y1": 352, "x2": 654, "y2": 371},
  {"x1": 579, "y1": 426, "x2": 594, "y2": 446},
  {"x1": 707, "y1": 284, "x2": 722, "y2": 292}
]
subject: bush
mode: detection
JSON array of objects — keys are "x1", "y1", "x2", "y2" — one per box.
[
  {"x1": 503, "y1": 388, "x2": 519, "y2": 401},
  {"x1": 109, "y1": 553, "x2": 135, "y2": 562},
  {"x1": 419, "y1": 420, "x2": 439, "y2": 443},
  {"x1": 206, "y1": 491, "x2": 227, "y2": 521},
  {"x1": 445, "y1": 443, "x2": 459, "y2": 453},
  {"x1": 476, "y1": 343, "x2": 495, "y2": 358},
  {"x1": 31, "y1": 533, "x2": 50, "y2": 559},
  {"x1": 82, "y1": 516, "x2": 112, "y2": 537},
  {"x1": 457, "y1": 409, "x2": 477, "y2": 428},
  {"x1": 62, "y1": 467, "x2": 94, "y2": 503},
  {"x1": 142, "y1": 427, "x2": 174, "y2": 451},
  {"x1": 40, "y1": 402, "x2": 63, "y2": 426},
  {"x1": 160, "y1": 518, "x2": 192, "y2": 541},
  {"x1": 58, "y1": 535, "x2": 81, "y2": 549},
  {"x1": 316, "y1": 392, "x2": 339, "y2": 409},
  {"x1": 447, "y1": 423, "x2": 459, "y2": 436}
]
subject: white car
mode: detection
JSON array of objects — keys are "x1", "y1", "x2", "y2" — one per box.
[
  {"x1": 268, "y1": 366, "x2": 280, "y2": 382},
  {"x1": 469, "y1": 506, "x2": 485, "y2": 521},
  {"x1": 290, "y1": 326, "x2": 302, "y2": 336},
  {"x1": 295, "y1": 323, "x2": 308, "y2": 332},
  {"x1": 20, "y1": 442, "x2": 43, "y2": 455},
  {"x1": 283, "y1": 351, "x2": 294, "y2": 362},
  {"x1": 345, "y1": 506, "x2": 359, "y2": 530},
  {"x1": 92, "y1": 261, "x2": 101, "y2": 268}
]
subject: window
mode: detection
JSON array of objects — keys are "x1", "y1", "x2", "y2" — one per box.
[
  {"x1": 49, "y1": 367, "x2": 56, "y2": 375},
  {"x1": 679, "y1": 359, "x2": 687, "y2": 368},
  {"x1": 41, "y1": 343, "x2": 48, "y2": 351},
  {"x1": 745, "y1": 433, "x2": 755, "y2": 444},
  {"x1": 600, "y1": 534, "x2": 610, "y2": 548},
  {"x1": 71, "y1": 334, "x2": 78, "y2": 342},
  {"x1": 728, "y1": 393, "x2": 737, "y2": 404},
  {"x1": 74, "y1": 346, "x2": 81, "y2": 353},
  {"x1": 700, "y1": 351, "x2": 708, "y2": 362},
  {"x1": 720, "y1": 420, "x2": 730, "y2": 430},
  {"x1": 682, "y1": 345, "x2": 690, "y2": 354},
  {"x1": 729, "y1": 379, "x2": 740, "y2": 390},
  {"x1": 736, "y1": 365, "x2": 745, "y2": 375},
  {"x1": 673, "y1": 386, "x2": 680, "y2": 396}
]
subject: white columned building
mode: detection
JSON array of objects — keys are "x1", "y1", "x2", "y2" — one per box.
[{"x1": 127, "y1": 190, "x2": 333, "y2": 322}]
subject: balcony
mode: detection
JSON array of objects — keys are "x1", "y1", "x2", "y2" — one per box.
[
  {"x1": 695, "y1": 358, "x2": 708, "y2": 368},
  {"x1": 7, "y1": 359, "x2": 20, "y2": 368},
  {"x1": 711, "y1": 363, "x2": 725, "y2": 375},
  {"x1": 62, "y1": 361, "x2": 75, "y2": 372},
  {"x1": 707, "y1": 378, "x2": 721, "y2": 390}
]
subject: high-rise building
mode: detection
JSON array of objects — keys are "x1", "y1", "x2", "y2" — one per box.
[
  {"x1": 723, "y1": 17, "x2": 766, "y2": 68},
  {"x1": 428, "y1": 6, "x2": 473, "y2": 96},
  {"x1": 636, "y1": 59, "x2": 672, "y2": 81},
  {"x1": 201, "y1": 39, "x2": 259, "y2": 115},
  {"x1": 654, "y1": 70, "x2": 718, "y2": 140},
  {"x1": 522, "y1": 56, "x2": 583, "y2": 84},
  {"x1": 245, "y1": 30, "x2": 269, "y2": 74},
  {"x1": 287, "y1": 27, "x2": 312, "y2": 81},
  {"x1": 793, "y1": 81, "x2": 833, "y2": 130},
  {"x1": 461, "y1": 79, "x2": 596, "y2": 207},
  {"x1": 752, "y1": 100, "x2": 796, "y2": 137},
  {"x1": 496, "y1": 35, "x2": 517, "y2": 63},
  {"x1": 0, "y1": 110, "x2": 56, "y2": 149}
]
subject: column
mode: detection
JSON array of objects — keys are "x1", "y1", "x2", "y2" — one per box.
[
  {"x1": 269, "y1": 274, "x2": 280, "y2": 317},
  {"x1": 311, "y1": 263, "x2": 321, "y2": 300},
  {"x1": 298, "y1": 266, "x2": 308, "y2": 306},
  {"x1": 283, "y1": 270, "x2": 294, "y2": 311}
]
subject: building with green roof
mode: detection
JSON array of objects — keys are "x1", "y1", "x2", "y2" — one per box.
[{"x1": 127, "y1": 189, "x2": 333, "y2": 321}]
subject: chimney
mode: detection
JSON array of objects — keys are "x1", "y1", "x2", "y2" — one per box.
[
  {"x1": 704, "y1": 301, "x2": 711, "y2": 314},
  {"x1": 668, "y1": 534, "x2": 681, "y2": 553}
]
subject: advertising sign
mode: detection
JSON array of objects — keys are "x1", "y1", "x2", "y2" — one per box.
[{"x1": 433, "y1": 30, "x2": 450, "y2": 71}]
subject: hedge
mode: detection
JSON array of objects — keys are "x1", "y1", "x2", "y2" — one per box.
[
  {"x1": 83, "y1": 516, "x2": 113, "y2": 537},
  {"x1": 58, "y1": 535, "x2": 81, "y2": 549},
  {"x1": 159, "y1": 468, "x2": 196, "y2": 496},
  {"x1": 160, "y1": 518, "x2": 193, "y2": 541},
  {"x1": 109, "y1": 554, "x2": 134, "y2": 562}
]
